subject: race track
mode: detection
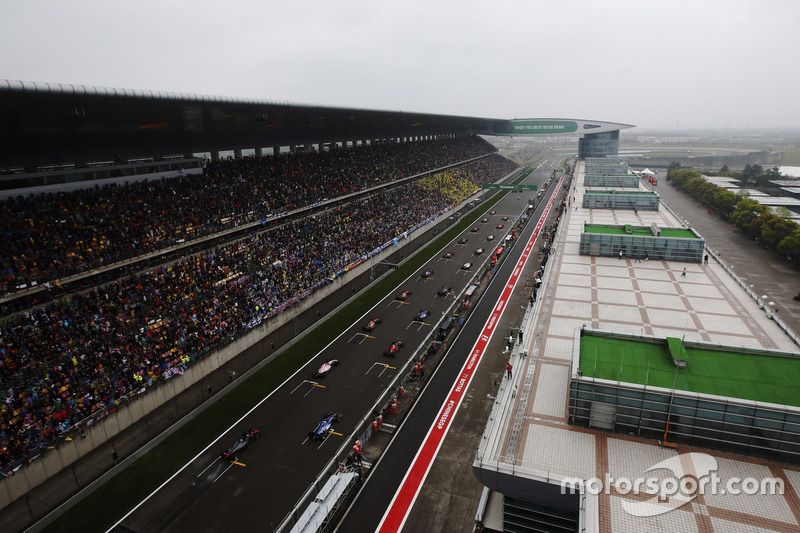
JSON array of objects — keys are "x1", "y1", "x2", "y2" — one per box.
[{"x1": 110, "y1": 160, "x2": 561, "y2": 533}]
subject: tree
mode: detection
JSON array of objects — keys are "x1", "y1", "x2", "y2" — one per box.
[
  {"x1": 750, "y1": 212, "x2": 775, "y2": 241},
  {"x1": 777, "y1": 234, "x2": 800, "y2": 265},
  {"x1": 670, "y1": 169, "x2": 701, "y2": 188},
  {"x1": 696, "y1": 181, "x2": 717, "y2": 206},
  {"x1": 667, "y1": 162, "x2": 682, "y2": 180},
  {"x1": 713, "y1": 189, "x2": 740, "y2": 219},
  {"x1": 761, "y1": 167, "x2": 782, "y2": 187},
  {"x1": 740, "y1": 164, "x2": 763, "y2": 186},
  {"x1": 760, "y1": 216, "x2": 799, "y2": 249},
  {"x1": 719, "y1": 164, "x2": 730, "y2": 176},
  {"x1": 731, "y1": 198, "x2": 767, "y2": 237}
]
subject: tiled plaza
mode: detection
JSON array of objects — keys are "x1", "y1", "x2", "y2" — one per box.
[{"x1": 476, "y1": 161, "x2": 800, "y2": 532}]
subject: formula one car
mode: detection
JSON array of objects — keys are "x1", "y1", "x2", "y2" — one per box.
[
  {"x1": 421, "y1": 270, "x2": 434, "y2": 278},
  {"x1": 502, "y1": 216, "x2": 509, "y2": 221},
  {"x1": 496, "y1": 224, "x2": 504, "y2": 229},
  {"x1": 458, "y1": 237, "x2": 468, "y2": 244},
  {"x1": 481, "y1": 218, "x2": 489, "y2": 223},
  {"x1": 486, "y1": 235, "x2": 494, "y2": 241},
  {"x1": 396, "y1": 290, "x2": 412, "y2": 301},
  {"x1": 489, "y1": 211, "x2": 497, "y2": 215},
  {"x1": 443, "y1": 252, "x2": 453, "y2": 259},
  {"x1": 415, "y1": 309, "x2": 431, "y2": 322},
  {"x1": 221, "y1": 428, "x2": 262, "y2": 460},
  {"x1": 312, "y1": 359, "x2": 340, "y2": 378},
  {"x1": 383, "y1": 341, "x2": 405, "y2": 357},
  {"x1": 471, "y1": 227, "x2": 479, "y2": 232},
  {"x1": 308, "y1": 413, "x2": 342, "y2": 441},
  {"x1": 437, "y1": 286, "x2": 451, "y2": 296},
  {"x1": 462, "y1": 262, "x2": 473, "y2": 270},
  {"x1": 475, "y1": 248, "x2": 484, "y2": 255},
  {"x1": 362, "y1": 318, "x2": 382, "y2": 331}
]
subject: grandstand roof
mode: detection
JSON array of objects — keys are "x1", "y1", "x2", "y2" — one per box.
[
  {"x1": 0, "y1": 80, "x2": 500, "y2": 168},
  {"x1": 0, "y1": 79, "x2": 633, "y2": 170}
]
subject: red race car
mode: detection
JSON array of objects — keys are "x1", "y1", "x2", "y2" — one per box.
[
  {"x1": 384, "y1": 341, "x2": 405, "y2": 357},
  {"x1": 362, "y1": 318, "x2": 382, "y2": 331}
]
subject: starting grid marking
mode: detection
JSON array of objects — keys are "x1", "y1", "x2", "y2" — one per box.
[
  {"x1": 350, "y1": 332, "x2": 375, "y2": 344},
  {"x1": 302, "y1": 430, "x2": 343, "y2": 449},
  {"x1": 406, "y1": 320, "x2": 431, "y2": 331},
  {"x1": 290, "y1": 380, "x2": 325, "y2": 397},
  {"x1": 366, "y1": 362, "x2": 396, "y2": 377},
  {"x1": 376, "y1": 177, "x2": 563, "y2": 533}
]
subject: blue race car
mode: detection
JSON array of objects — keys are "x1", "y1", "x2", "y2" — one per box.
[
  {"x1": 415, "y1": 309, "x2": 431, "y2": 322},
  {"x1": 308, "y1": 413, "x2": 343, "y2": 441}
]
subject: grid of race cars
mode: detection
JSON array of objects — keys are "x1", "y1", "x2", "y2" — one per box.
[{"x1": 221, "y1": 211, "x2": 512, "y2": 460}]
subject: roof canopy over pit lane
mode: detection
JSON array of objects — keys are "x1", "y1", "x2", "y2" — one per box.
[{"x1": 0, "y1": 79, "x2": 634, "y2": 169}]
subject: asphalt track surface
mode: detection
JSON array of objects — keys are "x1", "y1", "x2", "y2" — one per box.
[
  {"x1": 110, "y1": 165, "x2": 558, "y2": 533},
  {"x1": 337, "y1": 165, "x2": 561, "y2": 532}
]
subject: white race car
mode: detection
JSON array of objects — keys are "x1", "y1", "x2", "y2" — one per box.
[{"x1": 312, "y1": 359, "x2": 340, "y2": 378}]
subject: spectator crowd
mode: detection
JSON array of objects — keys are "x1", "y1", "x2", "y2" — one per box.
[
  {"x1": 0, "y1": 137, "x2": 498, "y2": 297},
  {"x1": 0, "y1": 137, "x2": 517, "y2": 470}
]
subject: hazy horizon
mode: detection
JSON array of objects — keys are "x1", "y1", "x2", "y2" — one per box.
[{"x1": 2, "y1": 1, "x2": 797, "y2": 131}]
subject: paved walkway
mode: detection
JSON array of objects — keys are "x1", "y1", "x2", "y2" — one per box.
[{"x1": 655, "y1": 179, "x2": 800, "y2": 337}]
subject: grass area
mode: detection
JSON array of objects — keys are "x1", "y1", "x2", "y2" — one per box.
[
  {"x1": 584, "y1": 190, "x2": 656, "y2": 196},
  {"x1": 582, "y1": 224, "x2": 697, "y2": 239},
  {"x1": 583, "y1": 225, "x2": 653, "y2": 236},
  {"x1": 660, "y1": 229, "x2": 698, "y2": 238},
  {"x1": 579, "y1": 335, "x2": 800, "y2": 407},
  {"x1": 44, "y1": 170, "x2": 538, "y2": 533}
]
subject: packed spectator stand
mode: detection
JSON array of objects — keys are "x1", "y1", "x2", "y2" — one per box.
[{"x1": 0, "y1": 136, "x2": 518, "y2": 473}]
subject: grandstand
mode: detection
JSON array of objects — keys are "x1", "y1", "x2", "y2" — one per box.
[
  {"x1": 0, "y1": 79, "x2": 634, "y2": 531},
  {"x1": 0, "y1": 139, "x2": 514, "y2": 471}
]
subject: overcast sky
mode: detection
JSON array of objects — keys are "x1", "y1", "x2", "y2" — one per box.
[{"x1": 1, "y1": 0, "x2": 798, "y2": 131}]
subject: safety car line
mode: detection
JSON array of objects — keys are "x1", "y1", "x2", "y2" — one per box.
[{"x1": 376, "y1": 176, "x2": 564, "y2": 533}]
